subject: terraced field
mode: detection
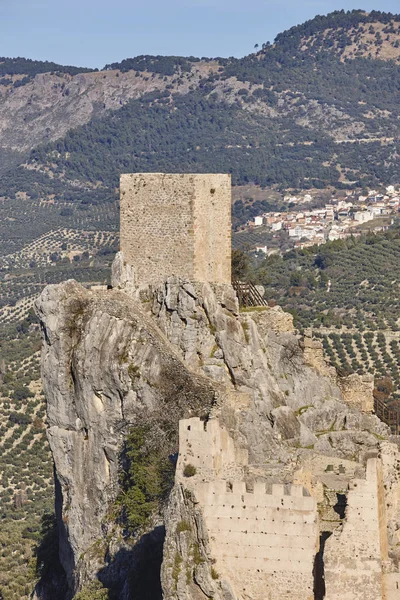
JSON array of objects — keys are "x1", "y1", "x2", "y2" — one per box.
[
  {"x1": 312, "y1": 330, "x2": 400, "y2": 404},
  {"x1": 0, "y1": 324, "x2": 51, "y2": 599},
  {"x1": 0, "y1": 227, "x2": 118, "y2": 324},
  {"x1": 257, "y1": 228, "x2": 400, "y2": 332},
  {"x1": 0, "y1": 197, "x2": 119, "y2": 599}
]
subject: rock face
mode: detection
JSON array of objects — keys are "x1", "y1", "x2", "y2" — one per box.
[
  {"x1": 149, "y1": 277, "x2": 387, "y2": 464},
  {"x1": 36, "y1": 274, "x2": 400, "y2": 599},
  {"x1": 35, "y1": 279, "x2": 218, "y2": 597},
  {"x1": 0, "y1": 70, "x2": 165, "y2": 165},
  {"x1": 0, "y1": 61, "x2": 218, "y2": 168}
]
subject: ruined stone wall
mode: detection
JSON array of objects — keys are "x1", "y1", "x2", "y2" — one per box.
[
  {"x1": 302, "y1": 333, "x2": 374, "y2": 413},
  {"x1": 177, "y1": 417, "x2": 317, "y2": 600},
  {"x1": 177, "y1": 417, "x2": 244, "y2": 481},
  {"x1": 324, "y1": 457, "x2": 388, "y2": 600},
  {"x1": 338, "y1": 372, "x2": 374, "y2": 413},
  {"x1": 196, "y1": 480, "x2": 317, "y2": 600},
  {"x1": 120, "y1": 173, "x2": 231, "y2": 286},
  {"x1": 302, "y1": 335, "x2": 336, "y2": 379}
]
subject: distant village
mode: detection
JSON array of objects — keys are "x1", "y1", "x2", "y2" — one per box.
[{"x1": 245, "y1": 185, "x2": 400, "y2": 255}]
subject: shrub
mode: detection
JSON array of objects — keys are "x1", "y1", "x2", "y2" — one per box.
[
  {"x1": 74, "y1": 581, "x2": 109, "y2": 600},
  {"x1": 117, "y1": 424, "x2": 175, "y2": 532},
  {"x1": 183, "y1": 464, "x2": 196, "y2": 478},
  {"x1": 211, "y1": 566, "x2": 219, "y2": 579},
  {"x1": 176, "y1": 520, "x2": 191, "y2": 534}
]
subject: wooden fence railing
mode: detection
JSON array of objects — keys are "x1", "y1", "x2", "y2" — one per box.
[
  {"x1": 374, "y1": 397, "x2": 400, "y2": 435},
  {"x1": 232, "y1": 279, "x2": 269, "y2": 308}
]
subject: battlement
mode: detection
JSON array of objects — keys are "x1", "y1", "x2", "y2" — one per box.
[
  {"x1": 120, "y1": 173, "x2": 231, "y2": 286},
  {"x1": 196, "y1": 479, "x2": 316, "y2": 512},
  {"x1": 198, "y1": 479, "x2": 312, "y2": 498}
]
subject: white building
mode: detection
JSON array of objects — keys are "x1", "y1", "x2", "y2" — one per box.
[
  {"x1": 271, "y1": 221, "x2": 283, "y2": 231},
  {"x1": 354, "y1": 211, "x2": 374, "y2": 224}
]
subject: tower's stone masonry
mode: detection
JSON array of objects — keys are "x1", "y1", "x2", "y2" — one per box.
[{"x1": 120, "y1": 173, "x2": 231, "y2": 286}]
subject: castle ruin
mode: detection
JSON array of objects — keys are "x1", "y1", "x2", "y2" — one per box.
[
  {"x1": 115, "y1": 172, "x2": 399, "y2": 600},
  {"x1": 120, "y1": 173, "x2": 231, "y2": 286},
  {"x1": 175, "y1": 417, "x2": 399, "y2": 600}
]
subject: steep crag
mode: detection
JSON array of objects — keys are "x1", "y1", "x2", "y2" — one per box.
[
  {"x1": 35, "y1": 279, "x2": 219, "y2": 597},
  {"x1": 35, "y1": 264, "x2": 400, "y2": 598}
]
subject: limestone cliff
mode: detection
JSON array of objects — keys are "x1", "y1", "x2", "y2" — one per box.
[
  {"x1": 35, "y1": 279, "x2": 219, "y2": 597},
  {"x1": 36, "y1": 271, "x2": 400, "y2": 599}
]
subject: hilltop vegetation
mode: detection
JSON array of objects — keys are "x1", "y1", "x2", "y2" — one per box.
[
  {"x1": 274, "y1": 10, "x2": 400, "y2": 44},
  {"x1": 274, "y1": 9, "x2": 400, "y2": 60},
  {"x1": 0, "y1": 57, "x2": 94, "y2": 88},
  {"x1": 103, "y1": 54, "x2": 202, "y2": 75}
]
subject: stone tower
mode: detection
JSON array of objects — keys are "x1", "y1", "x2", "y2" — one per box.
[{"x1": 120, "y1": 173, "x2": 231, "y2": 286}]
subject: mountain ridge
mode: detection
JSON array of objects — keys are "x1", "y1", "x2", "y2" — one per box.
[{"x1": 0, "y1": 10, "x2": 398, "y2": 200}]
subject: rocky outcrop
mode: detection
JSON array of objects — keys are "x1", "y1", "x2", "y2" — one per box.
[
  {"x1": 161, "y1": 484, "x2": 235, "y2": 600},
  {"x1": 36, "y1": 274, "x2": 396, "y2": 598},
  {"x1": 35, "y1": 279, "x2": 219, "y2": 597},
  {"x1": 149, "y1": 277, "x2": 387, "y2": 462},
  {"x1": 0, "y1": 62, "x2": 218, "y2": 167}
]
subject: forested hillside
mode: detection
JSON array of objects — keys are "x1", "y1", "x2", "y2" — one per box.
[
  {"x1": 0, "y1": 56, "x2": 94, "y2": 88},
  {"x1": 0, "y1": 10, "x2": 400, "y2": 213},
  {"x1": 0, "y1": 9, "x2": 395, "y2": 226}
]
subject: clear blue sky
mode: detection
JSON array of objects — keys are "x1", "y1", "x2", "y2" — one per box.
[{"x1": 2, "y1": 1, "x2": 400, "y2": 69}]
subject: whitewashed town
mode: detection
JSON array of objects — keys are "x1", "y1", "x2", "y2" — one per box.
[{"x1": 246, "y1": 185, "x2": 400, "y2": 254}]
